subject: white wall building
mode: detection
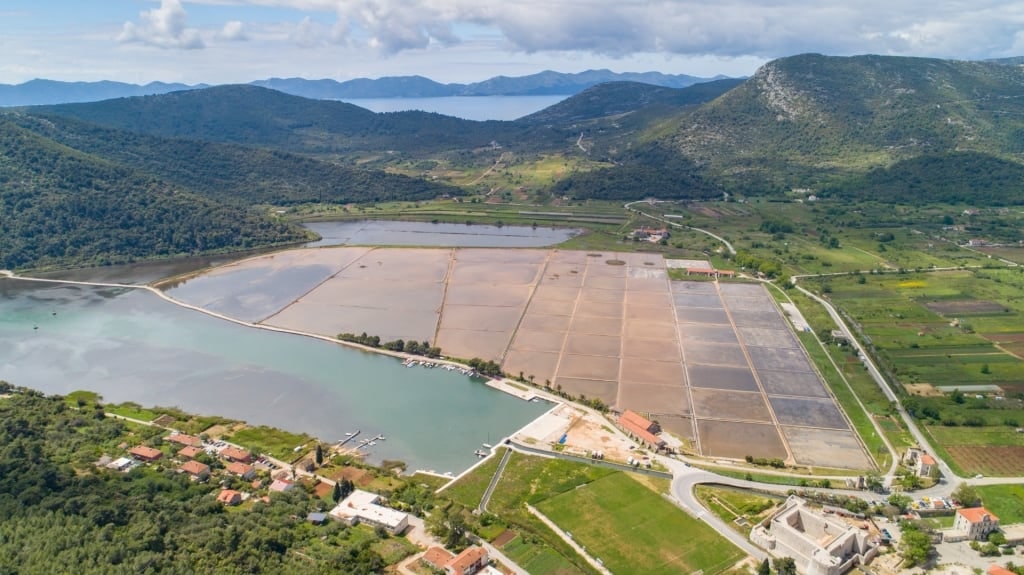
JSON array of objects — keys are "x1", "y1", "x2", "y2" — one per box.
[
  {"x1": 329, "y1": 489, "x2": 409, "y2": 534},
  {"x1": 751, "y1": 496, "x2": 879, "y2": 575}
]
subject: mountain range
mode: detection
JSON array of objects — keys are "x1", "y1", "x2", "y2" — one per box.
[
  {"x1": 6, "y1": 52, "x2": 1024, "y2": 270},
  {"x1": 0, "y1": 69, "x2": 726, "y2": 107}
]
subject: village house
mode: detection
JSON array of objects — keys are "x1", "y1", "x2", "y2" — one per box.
[
  {"x1": 225, "y1": 461, "x2": 256, "y2": 480},
  {"x1": 165, "y1": 433, "x2": 203, "y2": 448},
  {"x1": 216, "y1": 489, "x2": 242, "y2": 506},
  {"x1": 917, "y1": 454, "x2": 936, "y2": 478},
  {"x1": 953, "y1": 507, "x2": 1000, "y2": 541},
  {"x1": 220, "y1": 446, "x2": 253, "y2": 463},
  {"x1": 329, "y1": 489, "x2": 409, "y2": 534},
  {"x1": 422, "y1": 547, "x2": 455, "y2": 571},
  {"x1": 269, "y1": 478, "x2": 296, "y2": 493},
  {"x1": 444, "y1": 546, "x2": 489, "y2": 575},
  {"x1": 179, "y1": 460, "x2": 211, "y2": 481},
  {"x1": 616, "y1": 410, "x2": 666, "y2": 451},
  {"x1": 989, "y1": 564, "x2": 1016, "y2": 575},
  {"x1": 129, "y1": 445, "x2": 164, "y2": 462},
  {"x1": 105, "y1": 457, "x2": 135, "y2": 472},
  {"x1": 177, "y1": 445, "x2": 203, "y2": 460}
]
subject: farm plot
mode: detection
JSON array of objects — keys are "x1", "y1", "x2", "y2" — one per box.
[{"x1": 537, "y1": 472, "x2": 745, "y2": 575}]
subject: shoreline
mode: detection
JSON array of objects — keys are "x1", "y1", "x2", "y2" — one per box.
[{"x1": 1, "y1": 271, "x2": 560, "y2": 476}]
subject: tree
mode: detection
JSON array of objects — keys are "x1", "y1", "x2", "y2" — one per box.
[
  {"x1": 953, "y1": 483, "x2": 982, "y2": 507},
  {"x1": 757, "y1": 558, "x2": 771, "y2": 575},
  {"x1": 899, "y1": 524, "x2": 933, "y2": 567},
  {"x1": 888, "y1": 493, "x2": 912, "y2": 513},
  {"x1": 773, "y1": 556, "x2": 797, "y2": 575},
  {"x1": 315, "y1": 443, "x2": 323, "y2": 467},
  {"x1": 332, "y1": 481, "x2": 343, "y2": 503},
  {"x1": 865, "y1": 473, "x2": 884, "y2": 492}
]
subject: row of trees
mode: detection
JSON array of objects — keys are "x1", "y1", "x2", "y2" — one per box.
[{"x1": 337, "y1": 333, "x2": 442, "y2": 358}]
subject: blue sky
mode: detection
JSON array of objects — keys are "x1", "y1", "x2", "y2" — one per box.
[{"x1": 1, "y1": 0, "x2": 1021, "y2": 84}]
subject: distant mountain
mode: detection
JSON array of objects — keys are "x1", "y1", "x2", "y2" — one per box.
[
  {"x1": 0, "y1": 120, "x2": 306, "y2": 270},
  {"x1": 518, "y1": 78, "x2": 744, "y2": 124},
  {"x1": 32, "y1": 85, "x2": 551, "y2": 155},
  {"x1": 985, "y1": 56, "x2": 1024, "y2": 66},
  {"x1": 3, "y1": 70, "x2": 729, "y2": 106},
  {"x1": 0, "y1": 79, "x2": 204, "y2": 107},
  {"x1": 657, "y1": 53, "x2": 1024, "y2": 190}
]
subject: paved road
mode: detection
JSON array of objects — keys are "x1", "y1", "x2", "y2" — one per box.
[
  {"x1": 624, "y1": 200, "x2": 737, "y2": 255},
  {"x1": 479, "y1": 448, "x2": 513, "y2": 512}
]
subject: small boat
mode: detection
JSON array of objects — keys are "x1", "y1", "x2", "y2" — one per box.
[
  {"x1": 482, "y1": 443, "x2": 493, "y2": 450},
  {"x1": 344, "y1": 432, "x2": 354, "y2": 436},
  {"x1": 474, "y1": 449, "x2": 488, "y2": 457}
]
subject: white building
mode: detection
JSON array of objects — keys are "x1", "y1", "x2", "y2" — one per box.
[
  {"x1": 951, "y1": 507, "x2": 1000, "y2": 541},
  {"x1": 329, "y1": 489, "x2": 409, "y2": 534},
  {"x1": 751, "y1": 496, "x2": 880, "y2": 575}
]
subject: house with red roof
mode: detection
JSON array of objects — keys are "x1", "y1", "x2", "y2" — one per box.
[
  {"x1": 177, "y1": 445, "x2": 203, "y2": 460},
  {"x1": 220, "y1": 446, "x2": 253, "y2": 463},
  {"x1": 129, "y1": 445, "x2": 164, "y2": 462},
  {"x1": 225, "y1": 461, "x2": 256, "y2": 480},
  {"x1": 954, "y1": 507, "x2": 1000, "y2": 540},
  {"x1": 617, "y1": 410, "x2": 666, "y2": 450},
  {"x1": 444, "y1": 546, "x2": 488, "y2": 575},
  {"x1": 422, "y1": 547, "x2": 454, "y2": 571},
  {"x1": 217, "y1": 489, "x2": 242, "y2": 506},
  {"x1": 180, "y1": 460, "x2": 211, "y2": 481},
  {"x1": 166, "y1": 433, "x2": 202, "y2": 448},
  {"x1": 989, "y1": 565, "x2": 1016, "y2": 575},
  {"x1": 917, "y1": 453, "x2": 936, "y2": 477}
]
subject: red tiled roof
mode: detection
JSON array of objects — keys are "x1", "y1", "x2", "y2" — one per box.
[
  {"x1": 217, "y1": 489, "x2": 242, "y2": 505},
  {"x1": 180, "y1": 460, "x2": 210, "y2": 476},
  {"x1": 989, "y1": 565, "x2": 1016, "y2": 575},
  {"x1": 423, "y1": 547, "x2": 454, "y2": 569},
  {"x1": 221, "y1": 447, "x2": 252, "y2": 462},
  {"x1": 166, "y1": 434, "x2": 202, "y2": 447},
  {"x1": 920, "y1": 454, "x2": 936, "y2": 465},
  {"x1": 129, "y1": 445, "x2": 163, "y2": 460},
  {"x1": 620, "y1": 410, "x2": 654, "y2": 432},
  {"x1": 225, "y1": 462, "x2": 254, "y2": 476},
  {"x1": 959, "y1": 507, "x2": 999, "y2": 524},
  {"x1": 445, "y1": 546, "x2": 488, "y2": 575},
  {"x1": 178, "y1": 445, "x2": 203, "y2": 459}
]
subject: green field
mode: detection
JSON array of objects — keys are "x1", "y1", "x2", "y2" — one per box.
[
  {"x1": 976, "y1": 485, "x2": 1024, "y2": 524},
  {"x1": 538, "y1": 473, "x2": 744, "y2": 575},
  {"x1": 225, "y1": 425, "x2": 316, "y2": 461},
  {"x1": 695, "y1": 486, "x2": 782, "y2": 535}
]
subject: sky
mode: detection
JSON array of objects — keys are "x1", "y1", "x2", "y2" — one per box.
[{"x1": 1, "y1": 0, "x2": 1022, "y2": 85}]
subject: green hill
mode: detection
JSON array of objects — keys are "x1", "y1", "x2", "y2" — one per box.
[
  {"x1": 661, "y1": 54, "x2": 1024, "y2": 190},
  {"x1": 0, "y1": 120, "x2": 307, "y2": 270},
  {"x1": 518, "y1": 79, "x2": 743, "y2": 125},
  {"x1": 32, "y1": 85, "x2": 546, "y2": 156},
  {"x1": 12, "y1": 114, "x2": 460, "y2": 205}
]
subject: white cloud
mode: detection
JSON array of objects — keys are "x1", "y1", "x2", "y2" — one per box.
[
  {"x1": 181, "y1": 0, "x2": 1024, "y2": 60},
  {"x1": 118, "y1": 0, "x2": 205, "y2": 49},
  {"x1": 219, "y1": 20, "x2": 248, "y2": 41}
]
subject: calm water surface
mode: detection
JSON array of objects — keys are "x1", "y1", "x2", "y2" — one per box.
[
  {"x1": 340, "y1": 95, "x2": 569, "y2": 121},
  {"x1": 304, "y1": 220, "x2": 579, "y2": 248},
  {"x1": 0, "y1": 279, "x2": 548, "y2": 474}
]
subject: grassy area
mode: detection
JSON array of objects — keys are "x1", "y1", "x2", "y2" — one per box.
[
  {"x1": 695, "y1": 486, "x2": 782, "y2": 535},
  {"x1": 225, "y1": 425, "x2": 316, "y2": 461},
  {"x1": 106, "y1": 402, "x2": 160, "y2": 423},
  {"x1": 977, "y1": 484, "x2": 1024, "y2": 524},
  {"x1": 65, "y1": 390, "x2": 101, "y2": 409},
  {"x1": 538, "y1": 473, "x2": 745, "y2": 575},
  {"x1": 500, "y1": 535, "x2": 578, "y2": 574},
  {"x1": 441, "y1": 448, "x2": 507, "y2": 508}
]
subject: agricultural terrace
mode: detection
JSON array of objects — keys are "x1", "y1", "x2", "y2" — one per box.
[
  {"x1": 444, "y1": 452, "x2": 745, "y2": 575},
  {"x1": 819, "y1": 268, "x2": 1024, "y2": 475},
  {"x1": 538, "y1": 473, "x2": 746, "y2": 575}
]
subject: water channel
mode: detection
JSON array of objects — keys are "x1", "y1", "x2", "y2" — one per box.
[{"x1": 0, "y1": 221, "x2": 568, "y2": 474}]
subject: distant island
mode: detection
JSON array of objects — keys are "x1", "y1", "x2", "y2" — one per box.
[{"x1": 0, "y1": 69, "x2": 729, "y2": 106}]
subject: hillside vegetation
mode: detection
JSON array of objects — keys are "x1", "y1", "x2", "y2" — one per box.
[
  {"x1": 662, "y1": 54, "x2": 1024, "y2": 189},
  {"x1": 0, "y1": 120, "x2": 307, "y2": 270},
  {"x1": 12, "y1": 114, "x2": 459, "y2": 205}
]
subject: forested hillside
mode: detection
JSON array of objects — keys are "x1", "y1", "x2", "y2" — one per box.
[
  {"x1": 661, "y1": 54, "x2": 1024, "y2": 188},
  {"x1": 13, "y1": 114, "x2": 460, "y2": 205},
  {"x1": 0, "y1": 384, "x2": 390, "y2": 574},
  {"x1": 0, "y1": 121, "x2": 307, "y2": 270},
  {"x1": 823, "y1": 152, "x2": 1024, "y2": 205}
]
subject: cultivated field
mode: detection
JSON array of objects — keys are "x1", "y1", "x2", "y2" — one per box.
[{"x1": 537, "y1": 473, "x2": 745, "y2": 575}]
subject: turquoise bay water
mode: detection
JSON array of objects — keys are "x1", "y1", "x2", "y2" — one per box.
[{"x1": 0, "y1": 280, "x2": 548, "y2": 474}]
